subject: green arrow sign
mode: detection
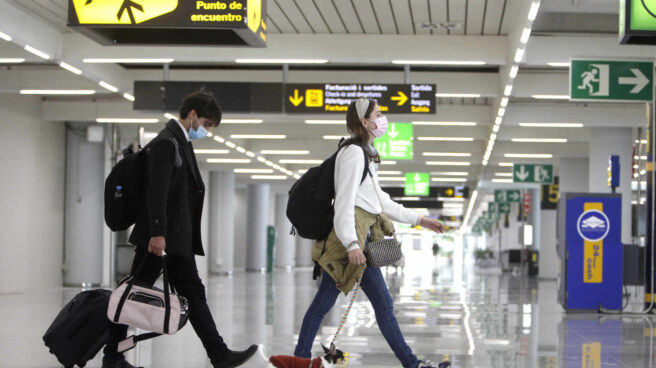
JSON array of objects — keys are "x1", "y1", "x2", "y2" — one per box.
[
  {"x1": 570, "y1": 59, "x2": 653, "y2": 102},
  {"x1": 513, "y1": 164, "x2": 554, "y2": 184},
  {"x1": 374, "y1": 122, "x2": 413, "y2": 160},
  {"x1": 495, "y1": 189, "x2": 521, "y2": 203},
  {"x1": 498, "y1": 203, "x2": 511, "y2": 214},
  {"x1": 488, "y1": 202, "x2": 499, "y2": 214},
  {"x1": 404, "y1": 172, "x2": 430, "y2": 196}
]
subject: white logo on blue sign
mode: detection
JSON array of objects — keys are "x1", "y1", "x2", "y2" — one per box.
[{"x1": 577, "y1": 210, "x2": 610, "y2": 242}]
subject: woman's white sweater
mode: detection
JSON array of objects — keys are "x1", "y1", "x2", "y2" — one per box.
[{"x1": 333, "y1": 144, "x2": 422, "y2": 251}]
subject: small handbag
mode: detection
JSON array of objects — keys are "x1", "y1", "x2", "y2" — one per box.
[
  {"x1": 107, "y1": 256, "x2": 189, "y2": 349},
  {"x1": 364, "y1": 174, "x2": 404, "y2": 268}
]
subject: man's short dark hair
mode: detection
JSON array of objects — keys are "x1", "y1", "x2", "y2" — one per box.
[{"x1": 179, "y1": 90, "x2": 222, "y2": 127}]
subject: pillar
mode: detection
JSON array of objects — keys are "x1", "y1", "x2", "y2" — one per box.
[
  {"x1": 274, "y1": 193, "x2": 295, "y2": 269},
  {"x1": 296, "y1": 237, "x2": 315, "y2": 267},
  {"x1": 64, "y1": 128, "x2": 104, "y2": 286},
  {"x1": 559, "y1": 158, "x2": 589, "y2": 193},
  {"x1": 589, "y1": 128, "x2": 633, "y2": 244},
  {"x1": 209, "y1": 171, "x2": 236, "y2": 274},
  {"x1": 246, "y1": 183, "x2": 270, "y2": 272}
]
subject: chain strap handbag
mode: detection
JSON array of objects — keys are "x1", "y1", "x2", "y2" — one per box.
[{"x1": 364, "y1": 174, "x2": 404, "y2": 268}]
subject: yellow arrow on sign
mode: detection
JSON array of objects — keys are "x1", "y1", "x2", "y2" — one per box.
[
  {"x1": 72, "y1": 0, "x2": 177, "y2": 25},
  {"x1": 391, "y1": 91, "x2": 408, "y2": 106},
  {"x1": 289, "y1": 89, "x2": 304, "y2": 106}
]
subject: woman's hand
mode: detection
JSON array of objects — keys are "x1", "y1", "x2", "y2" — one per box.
[
  {"x1": 419, "y1": 216, "x2": 446, "y2": 234},
  {"x1": 348, "y1": 248, "x2": 367, "y2": 266}
]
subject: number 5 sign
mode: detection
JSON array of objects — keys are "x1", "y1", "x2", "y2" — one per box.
[{"x1": 541, "y1": 177, "x2": 560, "y2": 210}]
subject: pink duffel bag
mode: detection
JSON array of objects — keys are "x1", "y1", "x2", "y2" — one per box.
[{"x1": 107, "y1": 257, "x2": 189, "y2": 339}]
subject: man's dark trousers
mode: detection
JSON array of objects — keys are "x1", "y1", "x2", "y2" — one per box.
[{"x1": 104, "y1": 247, "x2": 229, "y2": 361}]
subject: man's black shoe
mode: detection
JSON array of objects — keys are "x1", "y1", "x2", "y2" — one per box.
[
  {"x1": 212, "y1": 344, "x2": 259, "y2": 368},
  {"x1": 101, "y1": 359, "x2": 143, "y2": 368}
]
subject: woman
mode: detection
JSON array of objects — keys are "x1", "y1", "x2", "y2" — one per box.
[{"x1": 293, "y1": 98, "x2": 451, "y2": 368}]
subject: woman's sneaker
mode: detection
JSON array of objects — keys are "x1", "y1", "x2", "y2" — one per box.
[{"x1": 417, "y1": 360, "x2": 451, "y2": 368}]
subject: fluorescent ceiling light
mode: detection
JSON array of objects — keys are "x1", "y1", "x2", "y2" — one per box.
[
  {"x1": 435, "y1": 93, "x2": 482, "y2": 98},
  {"x1": 225, "y1": 141, "x2": 236, "y2": 148},
  {"x1": 377, "y1": 170, "x2": 402, "y2": 175},
  {"x1": 298, "y1": 169, "x2": 308, "y2": 174},
  {"x1": 260, "y1": 150, "x2": 309, "y2": 155},
  {"x1": 426, "y1": 161, "x2": 471, "y2": 166},
  {"x1": 251, "y1": 175, "x2": 289, "y2": 180},
  {"x1": 493, "y1": 125, "x2": 500, "y2": 133},
  {"x1": 59, "y1": 62, "x2": 82, "y2": 75},
  {"x1": 520, "y1": 27, "x2": 531, "y2": 44},
  {"x1": 422, "y1": 152, "x2": 471, "y2": 157},
  {"x1": 509, "y1": 65, "x2": 519, "y2": 79},
  {"x1": 20, "y1": 89, "x2": 95, "y2": 95},
  {"x1": 272, "y1": 164, "x2": 281, "y2": 170},
  {"x1": 500, "y1": 97, "x2": 509, "y2": 107},
  {"x1": 234, "y1": 169, "x2": 274, "y2": 174},
  {"x1": 293, "y1": 174, "x2": 301, "y2": 179},
  {"x1": 514, "y1": 48, "x2": 525, "y2": 63},
  {"x1": 443, "y1": 202, "x2": 465, "y2": 208},
  {"x1": 235, "y1": 58, "x2": 328, "y2": 64},
  {"x1": 377, "y1": 176, "x2": 406, "y2": 181},
  {"x1": 417, "y1": 137, "x2": 475, "y2": 142},
  {"x1": 504, "y1": 153, "x2": 553, "y2": 158},
  {"x1": 164, "y1": 113, "x2": 178, "y2": 120},
  {"x1": 432, "y1": 177, "x2": 467, "y2": 182},
  {"x1": 490, "y1": 133, "x2": 497, "y2": 141},
  {"x1": 236, "y1": 147, "x2": 247, "y2": 153},
  {"x1": 279, "y1": 159, "x2": 323, "y2": 164},
  {"x1": 195, "y1": 149, "x2": 229, "y2": 154},
  {"x1": 0, "y1": 31, "x2": 11, "y2": 41},
  {"x1": 257, "y1": 157, "x2": 267, "y2": 163},
  {"x1": 498, "y1": 108, "x2": 506, "y2": 117},
  {"x1": 413, "y1": 121, "x2": 477, "y2": 126},
  {"x1": 323, "y1": 135, "x2": 349, "y2": 140},
  {"x1": 511, "y1": 138, "x2": 567, "y2": 143},
  {"x1": 123, "y1": 93, "x2": 135, "y2": 102},
  {"x1": 0, "y1": 58, "x2": 25, "y2": 63},
  {"x1": 519, "y1": 122, "x2": 583, "y2": 128},
  {"x1": 392, "y1": 60, "x2": 486, "y2": 66},
  {"x1": 305, "y1": 120, "x2": 345, "y2": 125},
  {"x1": 246, "y1": 151, "x2": 255, "y2": 157},
  {"x1": 637, "y1": 139, "x2": 649, "y2": 144},
  {"x1": 230, "y1": 134, "x2": 286, "y2": 139},
  {"x1": 495, "y1": 172, "x2": 513, "y2": 177},
  {"x1": 499, "y1": 162, "x2": 514, "y2": 166},
  {"x1": 492, "y1": 178, "x2": 513, "y2": 183},
  {"x1": 207, "y1": 158, "x2": 252, "y2": 164},
  {"x1": 532, "y1": 94, "x2": 569, "y2": 100},
  {"x1": 495, "y1": 117, "x2": 503, "y2": 125},
  {"x1": 528, "y1": 1, "x2": 541, "y2": 21},
  {"x1": 547, "y1": 62, "x2": 570, "y2": 67},
  {"x1": 24, "y1": 45, "x2": 50, "y2": 60},
  {"x1": 83, "y1": 58, "x2": 174, "y2": 63},
  {"x1": 432, "y1": 172, "x2": 468, "y2": 176},
  {"x1": 221, "y1": 119, "x2": 263, "y2": 124},
  {"x1": 504, "y1": 84, "x2": 513, "y2": 96},
  {"x1": 213, "y1": 136, "x2": 226, "y2": 144},
  {"x1": 394, "y1": 197, "x2": 421, "y2": 201},
  {"x1": 96, "y1": 118, "x2": 159, "y2": 123},
  {"x1": 99, "y1": 81, "x2": 118, "y2": 93},
  {"x1": 439, "y1": 197, "x2": 465, "y2": 201},
  {"x1": 381, "y1": 161, "x2": 397, "y2": 165}
]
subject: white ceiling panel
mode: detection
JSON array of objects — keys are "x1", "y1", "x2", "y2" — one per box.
[
  {"x1": 483, "y1": 0, "x2": 506, "y2": 35},
  {"x1": 430, "y1": 0, "x2": 450, "y2": 36},
  {"x1": 267, "y1": 2, "x2": 299, "y2": 33},
  {"x1": 332, "y1": 0, "x2": 366, "y2": 34},
  {"x1": 409, "y1": 0, "x2": 431, "y2": 35},
  {"x1": 274, "y1": 0, "x2": 314, "y2": 33},
  {"x1": 371, "y1": 0, "x2": 399, "y2": 34},
  {"x1": 390, "y1": 0, "x2": 415, "y2": 34},
  {"x1": 313, "y1": 0, "x2": 349, "y2": 33},
  {"x1": 499, "y1": 0, "x2": 522, "y2": 35},
  {"x1": 294, "y1": 0, "x2": 332, "y2": 33},
  {"x1": 448, "y1": 0, "x2": 467, "y2": 35},
  {"x1": 467, "y1": 0, "x2": 487, "y2": 35},
  {"x1": 352, "y1": 0, "x2": 382, "y2": 34}
]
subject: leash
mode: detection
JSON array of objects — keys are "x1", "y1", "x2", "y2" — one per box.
[{"x1": 331, "y1": 265, "x2": 366, "y2": 345}]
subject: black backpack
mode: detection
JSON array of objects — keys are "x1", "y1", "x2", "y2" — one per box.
[
  {"x1": 104, "y1": 137, "x2": 180, "y2": 232},
  {"x1": 286, "y1": 139, "x2": 370, "y2": 240}
]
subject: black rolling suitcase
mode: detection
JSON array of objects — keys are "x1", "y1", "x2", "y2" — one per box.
[{"x1": 43, "y1": 289, "x2": 112, "y2": 368}]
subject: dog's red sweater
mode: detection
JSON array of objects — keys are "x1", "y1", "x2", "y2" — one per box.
[{"x1": 269, "y1": 355, "x2": 322, "y2": 368}]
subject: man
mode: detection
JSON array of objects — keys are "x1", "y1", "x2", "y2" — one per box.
[{"x1": 103, "y1": 91, "x2": 258, "y2": 368}]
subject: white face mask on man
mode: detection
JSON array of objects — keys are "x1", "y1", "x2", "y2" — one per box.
[{"x1": 188, "y1": 117, "x2": 209, "y2": 140}]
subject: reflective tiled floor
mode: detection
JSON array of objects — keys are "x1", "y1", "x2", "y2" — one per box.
[{"x1": 3, "y1": 254, "x2": 656, "y2": 367}]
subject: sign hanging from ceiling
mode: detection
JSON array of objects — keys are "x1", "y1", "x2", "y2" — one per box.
[
  {"x1": 404, "y1": 172, "x2": 430, "y2": 196},
  {"x1": 284, "y1": 83, "x2": 436, "y2": 114},
  {"x1": 68, "y1": 0, "x2": 267, "y2": 46},
  {"x1": 570, "y1": 59, "x2": 653, "y2": 102},
  {"x1": 513, "y1": 163, "x2": 554, "y2": 184},
  {"x1": 620, "y1": 0, "x2": 656, "y2": 44},
  {"x1": 374, "y1": 123, "x2": 413, "y2": 160}
]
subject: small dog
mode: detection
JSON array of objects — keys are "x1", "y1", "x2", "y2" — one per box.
[{"x1": 258, "y1": 343, "x2": 347, "y2": 368}]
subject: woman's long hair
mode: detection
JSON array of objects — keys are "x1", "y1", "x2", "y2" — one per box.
[{"x1": 346, "y1": 99, "x2": 381, "y2": 163}]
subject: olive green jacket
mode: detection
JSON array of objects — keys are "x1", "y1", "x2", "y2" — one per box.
[{"x1": 312, "y1": 207, "x2": 395, "y2": 295}]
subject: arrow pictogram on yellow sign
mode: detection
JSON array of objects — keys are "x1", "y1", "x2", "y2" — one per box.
[
  {"x1": 72, "y1": 0, "x2": 178, "y2": 25},
  {"x1": 391, "y1": 91, "x2": 408, "y2": 106},
  {"x1": 289, "y1": 89, "x2": 304, "y2": 106}
]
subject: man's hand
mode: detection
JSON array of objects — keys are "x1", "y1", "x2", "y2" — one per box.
[
  {"x1": 148, "y1": 236, "x2": 166, "y2": 256},
  {"x1": 348, "y1": 248, "x2": 367, "y2": 266},
  {"x1": 419, "y1": 217, "x2": 446, "y2": 234}
]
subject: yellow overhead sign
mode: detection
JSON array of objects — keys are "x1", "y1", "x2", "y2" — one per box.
[{"x1": 72, "y1": 0, "x2": 178, "y2": 25}]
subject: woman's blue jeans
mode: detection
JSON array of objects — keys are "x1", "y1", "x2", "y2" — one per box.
[{"x1": 294, "y1": 267, "x2": 419, "y2": 368}]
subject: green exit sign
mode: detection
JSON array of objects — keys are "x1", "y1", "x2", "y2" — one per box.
[
  {"x1": 404, "y1": 172, "x2": 430, "y2": 196},
  {"x1": 570, "y1": 59, "x2": 653, "y2": 102},
  {"x1": 374, "y1": 122, "x2": 413, "y2": 160}
]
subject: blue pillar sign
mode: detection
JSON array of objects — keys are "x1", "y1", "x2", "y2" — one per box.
[{"x1": 564, "y1": 195, "x2": 622, "y2": 310}]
